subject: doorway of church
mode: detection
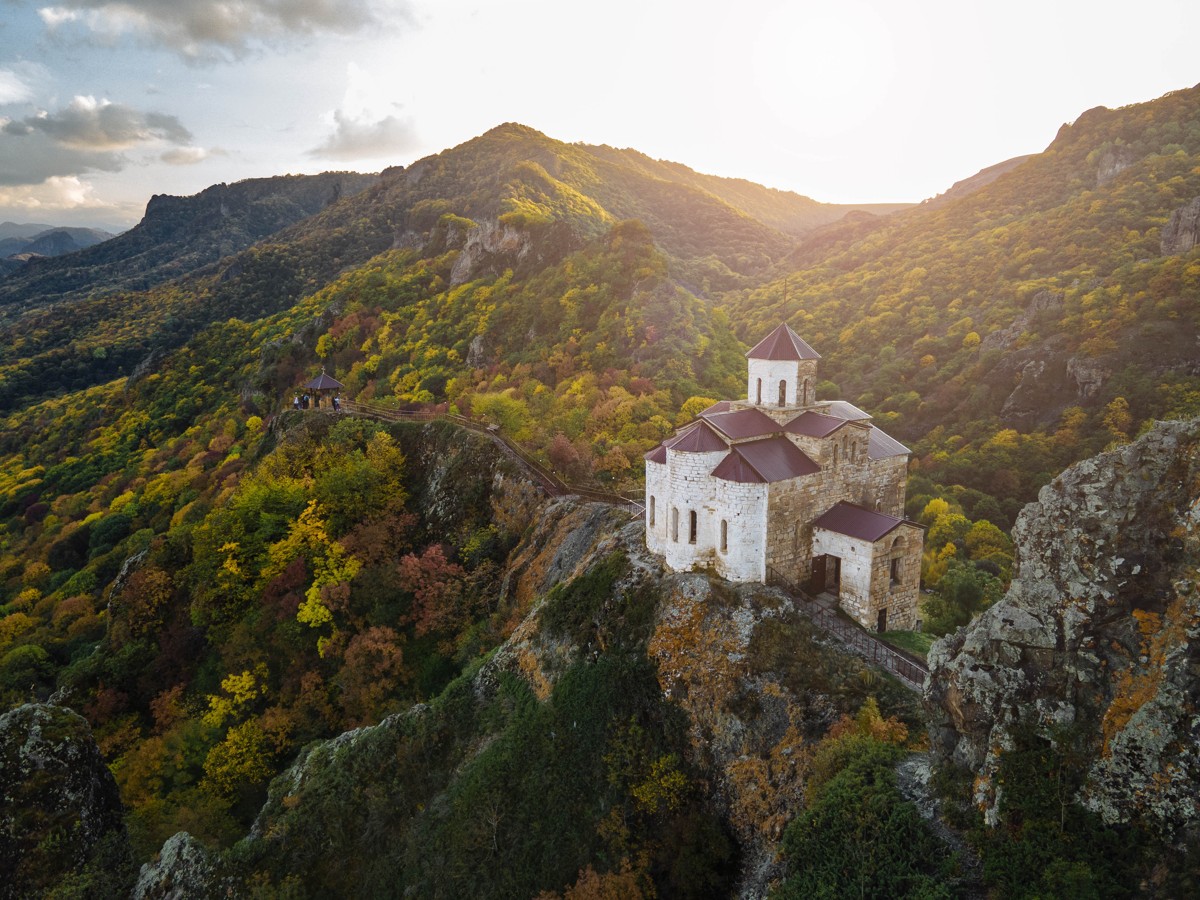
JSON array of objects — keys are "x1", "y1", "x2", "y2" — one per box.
[{"x1": 809, "y1": 554, "x2": 841, "y2": 596}]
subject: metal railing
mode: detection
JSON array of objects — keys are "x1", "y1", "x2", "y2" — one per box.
[
  {"x1": 336, "y1": 399, "x2": 643, "y2": 510},
  {"x1": 766, "y1": 565, "x2": 928, "y2": 691}
]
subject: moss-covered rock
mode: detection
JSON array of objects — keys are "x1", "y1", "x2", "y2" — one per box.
[{"x1": 0, "y1": 703, "x2": 134, "y2": 898}]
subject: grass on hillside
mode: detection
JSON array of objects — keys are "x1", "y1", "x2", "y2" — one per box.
[{"x1": 881, "y1": 630, "x2": 934, "y2": 661}]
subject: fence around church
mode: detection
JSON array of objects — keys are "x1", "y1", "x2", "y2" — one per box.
[
  {"x1": 320, "y1": 400, "x2": 926, "y2": 692},
  {"x1": 767, "y1": 566, "x2": 929, "y2": 692}
]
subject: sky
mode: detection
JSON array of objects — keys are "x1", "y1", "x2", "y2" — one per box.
[{"x1": 0, "y1": 0, "x2": 1197, "y2": 231}]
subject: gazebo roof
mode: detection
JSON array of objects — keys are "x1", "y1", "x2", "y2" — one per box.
[{"x1": 303, "y1": 371, "x2": 344, "y2": 391}]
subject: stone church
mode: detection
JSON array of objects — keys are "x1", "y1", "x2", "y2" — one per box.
[{"x1": 644, "y1": 323, "x2": 923, "y2": 632}]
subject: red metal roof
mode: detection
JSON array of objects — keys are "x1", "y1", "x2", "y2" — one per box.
[
  {"x1": 644, "y1": 443, "x2": 667, "y2": 464},
  {"x1": 812, "y1": 501, "x2": 918, "y2": 542},
  {"x1": 867, "y1": 427, "x2": 910, "y2": 460},
  {"x1": 702, "y1": 408, "x2": 781, "y2": 439},
  {"x1": 745, "y1": 323, "x2": 820, "y2": 361},
  {"x1": 711, "y1": 436, "x2": 820, "y2": 483},
  {"x1": 664, "y1": 421, "x2": 728, "y2": 452},
  {"x1": 701, "y1": 400, "x2": 732, "y2": 415},
  {"x1": 785, "y1": 410, "x2": 848, "y2": 438},
  {"x1": 710, "y1": 452, "x2": 764, "y2": 483}
]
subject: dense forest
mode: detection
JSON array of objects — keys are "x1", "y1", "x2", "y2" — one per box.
[{"x1": 2, "y1": 85, "x2": 1199, "y2": 897}]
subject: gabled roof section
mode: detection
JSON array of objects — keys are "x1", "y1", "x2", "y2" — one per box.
[
  {"x1": 710, "y1": 451, "x2": 764, "y2": 483},
  {"x1": 701, "y1": 400, "x2": 732, "y2": 415},
  {"x1": 702, "y1": 407, "x2": 782, "y2": 440},
  {"x1": 664, "y1": 421, "x2": 728, "y2": 453},
  {"x1": 644, "y1": 443, "x2": 667, "y2": 464},
  {"x1": 867, "y1": 426, "x2": 910, "y2": 460},
  {"x1": 746, "y1": 322, "x2": 821, "y2": 361},
  {"x1": 712, "y1": 436, "x2": 820, "y2": 483},
  {"x1": 785, "y1": 410, "x2": 849, "y2": 438},
  {"x1": 813, "y1": 501, "x2": 919, "y2": 542},
  {"x1": 822, "y1": 400, "x2": 871, "y2": 421}
]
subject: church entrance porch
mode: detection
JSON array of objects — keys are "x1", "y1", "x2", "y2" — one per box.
[{"x1": 808, "y1": 554, "x2": 840, "y2": 596}]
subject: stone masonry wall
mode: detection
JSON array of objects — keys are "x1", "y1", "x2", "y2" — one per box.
[
  {"x1": 645, "y1": 460, "x2": 668, "y2": 555},
  {"x1": 871, "y1": 525, "x2": 922, "y2": 631},
  {"x1": 714, "y1": 479, "x2": 769, "y2": 581},
  {"x1": 810, "y1": 524, "x2": 921, "y2": 631},
  {"x1": 764, "y1": 427, "x2": 908, "y2": 582},
  {"x1": 662, "y1": 447, "x2": 728, "y2": 573},
  {"x1": 745, "y1": 358, "x2": 818, "y2": 411}
]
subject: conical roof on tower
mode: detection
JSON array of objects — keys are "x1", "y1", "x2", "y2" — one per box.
[{"x1": 745, "y1": 322, "x2": 820, "y2": 361}]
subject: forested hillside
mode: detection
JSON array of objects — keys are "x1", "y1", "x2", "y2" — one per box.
[
  {"x1": 723, "y1": 85, "x2": 1200, "y2": 529},
  {"x1": 2, "y1": 85, "x2": 1200, "y2": 897}
]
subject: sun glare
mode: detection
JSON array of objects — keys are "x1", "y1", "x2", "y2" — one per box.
[{"x1": 752, "y1": 1, "x2": 896, "y2": 139}]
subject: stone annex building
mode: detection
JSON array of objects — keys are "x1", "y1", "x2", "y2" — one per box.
[{"x1": 644, "y1": 323, "x2": 924, "y2": 632}]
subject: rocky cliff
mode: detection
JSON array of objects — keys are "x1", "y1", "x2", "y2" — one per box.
[
  {"x1": 927, "y1": 418, "x2": 1200, "y2": 836},
  {"x1": 1162, "y1": 196, "x2": 1200, "y2": 255},
  {"x1": 0, "y1": 704, "x2": 134, "y2": 897}
]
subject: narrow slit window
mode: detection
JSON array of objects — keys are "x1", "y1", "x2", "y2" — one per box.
[
  {"x1": 890, "y1": 557, "x2": 901, "y2": 585},
  {"x1": 672, "y1": 508, "x2": 679, "y2": 542},
  {"x1": 688, "y1": 510, "x2": 697, "y2": 544},
  {"x1": 778, "y1": 380, "x2": 787, "y2": 406},
  {"x1": 649, "y1": 495, "x2": 655, "y2": 527},
  {"x1": 720, "y1": 519, "x2": 728, "y2": 553},
  {"x1": 756, "y1": 378, "x2": 762, "y2": 405}
]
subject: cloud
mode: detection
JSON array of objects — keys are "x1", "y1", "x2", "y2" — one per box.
[
  {"x1": 7, "y1": 95, "x2": 191, "y2": 149},
  {"x1": 309, "y1": 109, "x2": 419, "y2": 161},
  {"x1": 0, "y1": 174, "x2": 105, "y2": 211},
  {"x1": 38, "y1": 0, "x2": 414, "y2": 62},
  {"x1": 309, "y1": 62, "x2": 419, "y2": 161},
  {"x1": 161, "y1": 145, "x2": 214, "y2": 165},
  {"x1": 0, "y1": 70, "x2": 35, "y2": 105},
  {"x1": 0, "y1": 96, "x2": 199, "y2": 185}
]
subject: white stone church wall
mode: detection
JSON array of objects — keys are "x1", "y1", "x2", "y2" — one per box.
[
  {"x1": 645, "y1": 461, "x2": 669, "y2": 555},
  {"x1": 811, "y1": 527, "x2": 876, "y2": 627},
  {"x1": 747, "y1": 359, "x2": 802, "y2": 408},
  {"x1": 661, "y1": 448, "x2": 727, "y2": 573},
  {"x1": 713, "y1": 480, "x2": 768, "y2": 582}
]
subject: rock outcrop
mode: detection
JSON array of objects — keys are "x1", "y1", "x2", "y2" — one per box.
[
  {"x1": 1162, "y1": 196, "x2": 1200, "y2": 255},
  {"x1": 449, "y1": 219, "x2": 535, "y2": 285},
  {"x1": 927, "y1": 418, "x2": 1200, "y2": 835},
  {"x1": 0, "y1": 703, "x2": 133, "y2": 895},
  {"x1": 133, "y1": 832, "x2": 223, "y2": 900},
  {"x1": 1095, "y1": 144, "x2": 1137, "y2": 185}
]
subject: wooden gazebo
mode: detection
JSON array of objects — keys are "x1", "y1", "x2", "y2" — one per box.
[{"x1": 299, "y1": 369, "x2": 344, "y2": 409}]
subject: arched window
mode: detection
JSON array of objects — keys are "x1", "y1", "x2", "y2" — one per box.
[
  {"x1": 778, "y1": 380, "x2": 787, "y2": 406},
  {"x1": 720, "y1": 519, "x2": 728, "y2": 553},
  {"x1": 756, "y1": 378, "x2": 762, "y2": 405},
  {"x1": 649, "y1": 495, "x2": 656, "y2": 527},
  {"x1": 850, "y1": 441, "x2": 857, "y2": 464},
  {"x1": 671, "y1": 508, "x2": 679, "y2": 542},
  {"x1": 802, "y1": 377, "x2": 811, "y2": 405},
  {"x1": 832, "y1": 445, "x2": 839, "y2": 467},
  {"x1": 688, "y1": 510, "x2": 697, "y2": 544}
]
